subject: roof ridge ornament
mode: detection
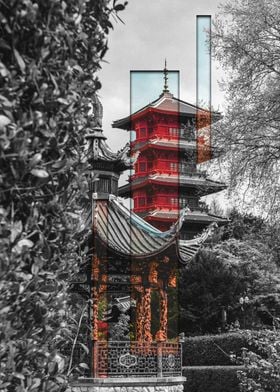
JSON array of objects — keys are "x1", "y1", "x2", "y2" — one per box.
[{"x1": 163, "y1": 58, "x2": 169, "y2": 93}]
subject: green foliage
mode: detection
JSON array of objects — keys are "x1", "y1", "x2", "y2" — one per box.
[
  {"x1": 180, "y1": 248, "x2": 247, "y2": 334},
  {"x1": 179, "y1": 211, "x2": 280, "y2": 334},
  {"x1": 237, "y1": 329, "x2": 280, "y2": 392},
  {"x1": 182, "y1": 332, "x2": 248, "y2": 366},
  {"x1": 211, "y1": 0, "x2": 280, "y2": 219},
  {"x1": 183, "y1": 365, "x2": 242, "y2": 392},
  {"x1": 109, "y1": 314, "x2": 130, "y2": 341},
  {"x1": 0, "y1": 0, "x2": 127, "y2": 391}
]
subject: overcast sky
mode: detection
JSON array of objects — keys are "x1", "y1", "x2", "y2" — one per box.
[
  {"x1": 97, "y1": 0, "x2": 229, "y2": 208},
  {"x1": 98, "y1": 0, "x2": 226, "y2": 152}
]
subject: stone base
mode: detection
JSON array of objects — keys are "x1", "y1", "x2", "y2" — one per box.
[{"x1": 70, "y1": 376, "x2": 186, "y2": 392}]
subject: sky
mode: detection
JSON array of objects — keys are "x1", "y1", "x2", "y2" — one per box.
[
  {"x1": 98, "y1": 0, "x2": 226, "y2": 152},
  {"x1": 130, "y1": 71, "x2": 179, "y2": 113},
  {"x1": 97, "y1": 0, "x2": 228, "y2": 206}
]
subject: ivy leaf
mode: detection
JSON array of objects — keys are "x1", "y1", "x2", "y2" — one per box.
[
  {"x1": 0, "y1": 383, "x2": 9, "y2": 388},
  {"x1": 78, "y1": 363, "x2": 89, "y2": 369},
  {"x1": 30, "y1": 153, "x2": 42, "y2": 168},
  {"x1": 0, "y1": 306, "x2": 10, "y2": 315},
  {"x1": 31, "y1": 169, "x2": 49, "y2": 178},
  {"x1": 13, "y1": 373, "x2": 25, "y2": 380},
  {"x1": 0, "y1": 61, "x2": 10, "y2": 78},
  {"x1": 10, "y1": 221, "x2": 23, "y2": 243},
  {"x1": 57, "y1": 97, "x2": 69, "y2": 105},
  {"x1": 30, "y1": 378, "x2": 41, "y2": 390},
  {"x1": 0, "y1": 114, "x2": 11, "y2": 130},
  {"x1": 13, "y1": 239, "x2": 34, "y2": 254},
  {"x1": 52, "y1": 158, "x2": 67, "y2": 170},
  {"x1": 79, "y1": 342, "x2": 89, "y2": 354},
  {"x1": 18, "y1": 239, "x2": 34, "y2": 248},
  {"x1": 13, "y1": 49, "x2": 26, "y2": 73}
]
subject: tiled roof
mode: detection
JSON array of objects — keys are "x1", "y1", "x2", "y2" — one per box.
[
  {"x1": 118, "y1": 174, "x2": 226, "y2": 197},
  {"x1": 93, "y1": 194, "x2": 216, "y2": 264},
  {"x1": 131, "y1": 138, "x2": 196, "y2": 152},
  {"x1": 87, "y1": 135, "x2": 132, "y2": 170},
  {"x1": 139, "y1": 210, "x2": 228, "y2": 225},
  {"x1": 112, "y1": 92, "x2": 221, "y2": 130}
]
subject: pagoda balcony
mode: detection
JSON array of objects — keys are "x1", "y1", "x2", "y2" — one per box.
[
  {"x1": 133, "y1": 196, "x2": 209, "y2": 214},
  {"x1": 134, "y1": 203, "x2": 209, "y2": 214},
  {"x1": 134, "y1": 204, "x2": 180, "y2": 213},
  {"x1": 132, "y1": 128, "x2": 196, "y2": 144},
  {"x1": 131, "y1": 163, "x2": 207, "y2": 181}
]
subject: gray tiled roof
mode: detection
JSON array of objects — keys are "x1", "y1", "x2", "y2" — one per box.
[
  {"x1": 93, "y1": 195, "x2": 215, "y2": 264},
  {"x1": 112, "y1": 92, "x2": 221, "y2": 130},
  {"x1": 142, "y1": 210, "x2": 227, "y2": 224},
  {"x1": 118, "y1": 174, "x2": 226, "y2": 197}
]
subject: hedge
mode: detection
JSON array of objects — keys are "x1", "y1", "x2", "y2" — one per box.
[
  {"x1": 182, "y1": 332, "x2": 248, "y2": 366},
  {"x1": 183, "y1": 365, "x2": 244, "y2": 392}
]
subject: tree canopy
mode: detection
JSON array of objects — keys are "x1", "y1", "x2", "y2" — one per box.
[
  {"x1": 211, "y1": 0, "x2": 280, "y2": 220},
  {"x1": 179, "y1": 210, "x2": 280, "y2": 334},
  {"x1": 0, "y1": 0, "x2": 127, "y2": 391}
]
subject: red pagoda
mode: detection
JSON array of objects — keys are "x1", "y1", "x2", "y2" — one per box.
[
  {"x1": 113, "y1": 66, "x2": 227, "y2": 238},
  {"x1": 71, "y1": 95, "x2": 216, "y2": 388}
]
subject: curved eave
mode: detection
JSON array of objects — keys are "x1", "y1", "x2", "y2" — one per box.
[
  {"x1": 90, "y1": 158, "x2": 132, "y2": 172},
  {"x1": 182, "y1": 212, "x2": 228, "y2": 224},
  {"x1": 93, "y1": 196, "x2": 178, "y2": 259},
  {"x1": 93, "y1": 195, "x2": 216, "y2": 264},
  {"x1": 143, "y1": 211, "x2": 228, "y2": 225},
  {"x1": 118, "y1": 178, "x2": 227, "y2": 198},
  {"x1": 131, "y1": 139, "x2": 196, "y2": 153},
  {"x1": 112, "y1": 98, "x2": 221, "y2": 131}
]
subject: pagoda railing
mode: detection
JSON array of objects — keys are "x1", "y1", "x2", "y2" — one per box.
[
  {"x1": 130, "y1": 169, "x2": 207, "y2": 181},
  {"x1": 133, "y1": 193, "x2": 207, "y2": 213},
  {"x1": 132, "y1": 129, "x2": 195, "y2": 144},
  {"x1": 148, "y1": 129, "x2": 195, "y2": 141},
  {"x1": 93, "y1": 341, "x2": 182, "y2": 378}
]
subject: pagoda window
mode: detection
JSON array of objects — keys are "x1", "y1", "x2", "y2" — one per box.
[
  {"x1": 139, "y1": 197, "x2": 146, "y2": 207},
  {"x1": 139, "y1": 128, "x2": 146, "y2": 138},
  {"x1": 139, "y1": 162, "x2": 147, "y2": 172},
  {"x1": 187, "y1": 198, "x2": 199, "y2": 209},
  {"x1": 99, "y1": 177, "x2": 110, "y2": 193},
  {"x1": 170, "y1": 162, "x2": 178, "y2": 172},
  {"x1": 179, "y1": 197, "x2": 188, "y2": 208},
  {"x1": 170, "y1": 197, "x2": 178, "y2": 206},
  {"x1": 169, "y1": 128, "x2": 179, "y2": 137}
]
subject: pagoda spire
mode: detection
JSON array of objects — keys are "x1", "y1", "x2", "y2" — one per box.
[
  {"x1": 163, "y1": 59, "x2": 169, "y2": 93},
  {"x1": 84, "y1": 94, "x2": 131, "y2": 196}
]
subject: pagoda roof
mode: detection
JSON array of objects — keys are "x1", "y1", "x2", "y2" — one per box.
[
  {"x1": 93, "y1": 194, "x2": 215, "y2": 264},
  {"x1": 86, "y1": 130, "x2": 132, "y2": 172},
  {"x1": 131, "y1": 138, "x2": 196, "y2": 153},
  {"x1": 118, "y1": 174, "x2": 226, "y2": 197},
  {"x1": 112, "y1": 92, "x2": 221, "y2": 130},
  {"x1": 141, "y1": 209, "x2": 228, "y2": 224}
]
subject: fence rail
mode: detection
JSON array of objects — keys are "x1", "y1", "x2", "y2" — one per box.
[{"x1": 93, "y1": 341, "x2": 182, "y2": 378}]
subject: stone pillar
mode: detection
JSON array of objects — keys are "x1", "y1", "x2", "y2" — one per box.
[
  {"x1": 136, "y1": 292, "x2": 145, "y2": 341},
  {"x1": 91, "y1": 256, "x2": 100, "y2": 342},
  {"x1": 156, "y1": 288, "x2": 168, "y2": 342},
  {"x1": 143, "y1": 288, "x2": 152, "y2": 342},
  {"x1": 92, "y1": 256, "x2": 99, "y2": 377}
]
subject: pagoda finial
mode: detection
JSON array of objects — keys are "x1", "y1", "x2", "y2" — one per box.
[{"x1": 163, "y1": 59, "x2": 169, "y2": 93}]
